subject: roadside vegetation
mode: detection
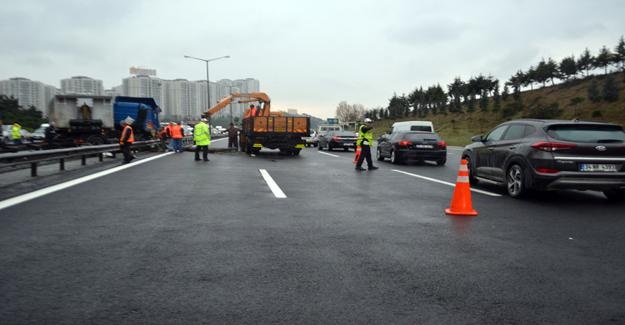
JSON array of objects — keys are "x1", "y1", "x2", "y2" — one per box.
[{"x1": 345, "y1": 36, "x2": 625, "y2": 145}]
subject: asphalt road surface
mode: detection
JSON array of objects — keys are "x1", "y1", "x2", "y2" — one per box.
[{"x1": 1, "y1": 139, "x2": 624, "y2": 324}]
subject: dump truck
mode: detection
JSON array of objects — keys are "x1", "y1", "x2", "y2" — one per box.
[
  {"x1": 48, "y1": 95, "x2": 160, "y2": 145},
  {"x1": 205, "y1": 92, "x2": 310, "y2": 155}
]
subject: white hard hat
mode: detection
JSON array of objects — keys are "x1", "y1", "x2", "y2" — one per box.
[{"x1": 364, "y1": 118, "x2": 373, "y2": 123}]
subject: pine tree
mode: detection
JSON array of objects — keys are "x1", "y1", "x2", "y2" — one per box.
[
  {"x1": 615, "y1": 36, "x2": 625, "y2": 71},
  {"x1": 595, "y1": 46, "x2": 613, "y2": 75},
  {"x1": 578, "y1": 48, "x2": 594, "y2": 77},
  {"x1": 559, "y1": 56, "x2": 578, "y2": 81},
  {"x1": 588, "y1": 79, "x2": 601, "y2": 102},
  {"x1": 493, "y1": 83, "x2": 501, "y2": 112},
  {"x1": 502, "y1": 84, "x2": 510, "y2": 101},
  {"x1": 602, "y1": 75, "x2": 619, "y2": 102}
]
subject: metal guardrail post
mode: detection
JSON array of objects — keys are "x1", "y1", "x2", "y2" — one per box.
[
  {"x1": 81, "y1": 155, "x2": 87, "y2": 166},
  {"x1": 60, "y1": 158, "x2": 65, "y2": 171},
  {"x1": 99, "y1": 153, "x2": 103, "y2": 162},
  {"x1": 31, "y1": 162, "x2": 38, "y2": 177}
]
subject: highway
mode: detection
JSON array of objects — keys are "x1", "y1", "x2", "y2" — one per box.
[{"x1": 1, "y1": 139, "x2": 624, "y2": 324}]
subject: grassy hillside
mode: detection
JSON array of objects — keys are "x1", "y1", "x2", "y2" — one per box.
[{"x1": 371, "y1": 72, "x2": 625, "y2": 146}]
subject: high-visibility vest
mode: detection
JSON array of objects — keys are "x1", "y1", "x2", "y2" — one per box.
[
  {"x1": 356, "y1": 124, "x2": 373, "y2": 146},
  {"x1": 11, "y1": 124, "x2": 21, "y2": 140},
  {"x1": 170, "y1": 125, "x2": 183, "y2": 139},
  {"x1": 193, "y1": 122, "x2": 211, "y2": 146},
  {"x1": 119, "y1": 125, "x2": 134, "y2": 144}
]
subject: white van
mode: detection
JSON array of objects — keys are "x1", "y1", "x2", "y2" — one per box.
[
  {"x1": 391, "y1": 121, "x2": 434, "y2": 133},
  {"x1": 317, "y1": 124, "x2": 343, "y2": 135}
]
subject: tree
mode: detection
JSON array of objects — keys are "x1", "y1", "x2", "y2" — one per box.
[
  {"x1": 577, "y1": 48, "x2": 594, "y2": 77},
  {"x1": 587, "y1": 79, "x2": 601, "y2": 102},
  {"x1": 493, "y1": 83, "x2": 501, "y2": 112},
  {"x1": 602, "y1": 75, "x2": 619, "y2": 102},
  {"x1": 0, "y1": 95, "x2": 46, "y2": 130},
  {"x1": 447, "y1": 77, "x2": 464, "y2": 113},
  {"x1": 502, "y1": 84, "x2": 510, "y2": 101},
  {"x1": 335, "y1": 101, "x2": 365, "y2": 122},
  {"x1": 614, "y1": 36, "x2": 625, "y2": 71},
  {"x1": 594, "y1": 45, "x2": 613, "y2": 75},
  {"x1": 559, "y1": 56, "x2": 578, "y2": 81}
]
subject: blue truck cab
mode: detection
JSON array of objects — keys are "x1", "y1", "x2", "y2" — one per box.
[{"x1": 113, "y1": 96, "x2": 160, "y2": 140}]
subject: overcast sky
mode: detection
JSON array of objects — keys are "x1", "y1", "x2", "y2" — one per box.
[{"x1": 1, "y1": 0, "x2": 624, "y2": 118}]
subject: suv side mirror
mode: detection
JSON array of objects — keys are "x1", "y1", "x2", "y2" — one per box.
[{"x1": 471, "y1": 135, "x2": 483, "y2": 142}]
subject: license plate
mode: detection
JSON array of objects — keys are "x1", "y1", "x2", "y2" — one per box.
[
  {"x1": 579, "y1": 164, "x2": 618, "y2": 172},
  {"x1": 344, "y1": 143, "x2": 354, "y2": 146},
  {"x1": 415, "y1": 144, "x2": 433, "y2": 149}
]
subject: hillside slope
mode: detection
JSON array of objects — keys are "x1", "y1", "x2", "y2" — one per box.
[{"x1": 372, "y1": 72, "x2": 625, "y2": 146}]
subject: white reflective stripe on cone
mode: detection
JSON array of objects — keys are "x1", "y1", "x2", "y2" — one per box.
[
  {"x1": 456, "y1": 176, "x2": 470, "y2": 183},
  {"x1": 459, "y1": 165, "x2": 468, "y2": 171}
]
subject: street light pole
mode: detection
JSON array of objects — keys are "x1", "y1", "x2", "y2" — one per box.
[{"x1": 183, "y1": 55, "x2": 230, "y2": 135}]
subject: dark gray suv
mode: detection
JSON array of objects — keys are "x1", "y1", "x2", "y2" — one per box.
[{"x1": 462, "y1": 119, "x2": 625, "y2": 200}]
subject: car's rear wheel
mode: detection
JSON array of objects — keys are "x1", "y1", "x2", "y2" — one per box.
[
  {"x1": 506, "y1": 164, "x2": 526, "y2": 198},
  {"x1": 603, "y1": 189, "x2": 625, "y2": 201},
  {"x1": 436, "y1": 157, "x2": 446, "y2": 166},
  {"x1": 390, "y1": 150, "x2": 400, "y2": 164}
]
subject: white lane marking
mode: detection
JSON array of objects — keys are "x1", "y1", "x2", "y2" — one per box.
[
  {"x1": 391, "y1": 169, "x2": 502, "y2": 197},
  {"x1": 447, "y1": 146, "x2": 464, "y2": 151},
  {"x1": 318, "y1": 151, "x2": 340, "y2": 158},
  {"x1": 0, "y1": 153, "x2": 174, "y2": 211},
  {"x1": 259, "y1": 169, "x2": 287, "y2": 198},
  {"x1": 211, "y1": 137, "x2": 227, "y2": 142}
]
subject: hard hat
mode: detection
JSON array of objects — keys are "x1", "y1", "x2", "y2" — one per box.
[
  {"x1": 201, "y1": 118, "x2": 208, "y2": 122},
  {"x1": 364, "y1": 118, "x2": 373, "y2": 123}
]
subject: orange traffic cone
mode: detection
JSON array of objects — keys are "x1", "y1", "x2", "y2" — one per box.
[
  {"x1": 353, "y1": 146, "x2": 361, "y2": 164},
  {"x1": 445, "y1": 159, "x2": 478, "y2": 216}
]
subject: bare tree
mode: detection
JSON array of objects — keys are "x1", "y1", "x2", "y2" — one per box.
[{"x1": 335, "y1": 101, "x2": 365, "y2": 122}]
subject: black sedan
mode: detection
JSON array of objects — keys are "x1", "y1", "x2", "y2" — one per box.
[
  {"x1": 462, "y1": 119, "x2": 625, "y2": 200},
  {"x1": 318, "y1": 131, "x2": 358, "y2": 151},
  {"x1": 376, "y1": 131, "x2": 447, "y2": 165}
]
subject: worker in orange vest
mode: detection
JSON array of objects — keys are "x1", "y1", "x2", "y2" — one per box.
[
  {"x1": 170, "y1": 122, "x2": 184, "y2": 153},
  {"x1": 119, "y1": 117, "x2": 135, "y2": 164}
]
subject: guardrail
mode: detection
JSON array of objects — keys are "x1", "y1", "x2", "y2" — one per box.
[{"x1": 0, "y1": 140, "x2": 161, "y2": 177}]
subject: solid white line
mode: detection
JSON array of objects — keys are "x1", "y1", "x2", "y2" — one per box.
[
  {"x1": 318, "y1": 151, "x2": 340, "y2": 158},
  {"x1": 0, "y1": 152, "x2": 174, "y2": 211},
  {"x1": 211, "y1": 137, "x2": 227, "y2": 142},
  {"x1": 391, "y1": 169, "x2": 502, "y2": 197},
  {"x1": 259, "y1": 169, "x2": 287, "y2": 198}
]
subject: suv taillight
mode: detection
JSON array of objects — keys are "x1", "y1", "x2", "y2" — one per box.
[
  {"x1": 332, "y1": 136, "x2": 340, "y2": 141},
  {"x1": 531, "y1": 141, "x2": 577, "y2": 152},
  {"x1": 437, "y1": 140, "x2": 447, "y2": 148},
  {"x1": 398, "y1": 140, "x2": 412, "y2": 147}
]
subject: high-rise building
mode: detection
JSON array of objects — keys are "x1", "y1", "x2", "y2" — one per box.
[
  {"x1": 0, "y1": 77, "x2": 58, "y2": 116},
  {"x1": 119, "y1": 74, "x2": 259, "y2": 121},
  {"x1": 60, "y1": 76, "x2": 104, "y2": 95}
]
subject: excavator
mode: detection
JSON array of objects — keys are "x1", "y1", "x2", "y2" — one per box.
[{"x1": 205, "y1": 92, "x2": 310, "y2": 155}]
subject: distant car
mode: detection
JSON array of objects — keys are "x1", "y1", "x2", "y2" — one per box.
[
  {"x1": 31, "y1": 127, "x2": 46, "y2": 141},
  {"x1": 461, "y1": 119, "x2": 625, "y2": 200},
  {"x1": 391, "y1": 120, "x2": 435, "y2": 133},
  {"x1": 376, "y1": 131, "x2": 447, "y2": 165},
  {"x1": 304, "y1": 130, "x2": 318, "y2": 147},
  {"x1": 318, "y1": 131, "x2": 358, "y2": 151}
]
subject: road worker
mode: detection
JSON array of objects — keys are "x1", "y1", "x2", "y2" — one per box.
[
  {"x1": 193, "y1": 118, "x2": 211, "y2": 161},
  {"x1": 11, "y1": 122, "x2": 22, "y2": 145},
  {"x1": 170, "y1": 122, "x2": 184, "y2": 153},
  {"x1": 119, "y1": 117, "x2": 135, "y2": 164},
  {"x1": 355, "y1": 118, "x2": 378, "y2": 171},
  {"x1": 224, "y1": 122, "x2": 239, "y2": 148}
]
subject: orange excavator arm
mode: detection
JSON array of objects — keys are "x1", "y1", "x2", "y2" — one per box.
[{"x1": 204, "y1": 92, "x2": 272, "y2": 117}]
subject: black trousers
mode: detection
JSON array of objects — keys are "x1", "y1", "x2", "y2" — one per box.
[
  {"x1": 356, "y1": 145, "x2": 373, "y2": 168},
  {"x1": 228, "y1": 136, "x2": 238, "y2": 148},
  {"x1": 120, "y1": 143, "x2": 133, "y2": 162},
  {"x1": 195, "y1": 145, "x2": 208, "y2": 161}
]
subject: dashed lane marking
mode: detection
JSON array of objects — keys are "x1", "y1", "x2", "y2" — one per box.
[
  {"x1": 318, "y1": 151, "x2": 340, "y2": 158},
  {"x1": 391, "y1": 169, "x2": 502, "y2": 197},
  {"x1": 0, "y1": 152, "x2": 174, "y2": 212},
  {"x1": 259, "y1": 169, "x2": 287, "y2": 198}
]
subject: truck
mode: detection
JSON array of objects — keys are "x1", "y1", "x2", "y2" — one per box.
[
  {"x1": 48, "y1": 95, "x2": 160, "y2": 145},
  {"x1": 205, "y1": 92, "x2": 310, "y2": 155}
]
